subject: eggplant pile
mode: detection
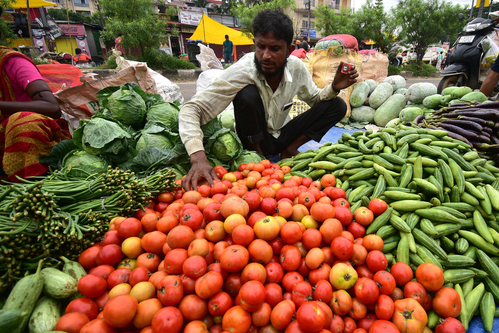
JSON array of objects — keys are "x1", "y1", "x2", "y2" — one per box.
[{"x1": 418, "y1": 101, "x2": 499, "y2": 164}]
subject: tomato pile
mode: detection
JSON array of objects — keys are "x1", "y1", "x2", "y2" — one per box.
[{"x1": 55, "y1": 161, "x2": 467, "y2": 333}]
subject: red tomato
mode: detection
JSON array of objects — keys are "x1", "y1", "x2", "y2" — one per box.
[
  {"x1": 97, "y1": 244, "x2": 123, "y2": 267},
  {"x1": 107, "y1": 268, "x2": 131, "y2": 289},
  {"x1": 222, "y1": 305, "x2": 252, "y2": 333},
  {"x1": 270, "y1": 300, "x2": 296, "y2": 330},
  {"x1": 368, "y1": 320, "x2": 399, "y2": 333},
  {"x1": 280, "y1": 245, "x2": 302, "y2": 271},
  {"x1": 157, "y1": 275, "x2": 184, "y2": 306},
  {"x1": 129, "y1": 266, "x2": 151, "y2": 287},
  {"x1": 312, "y1": 280, "x2": 333, "y2": 303},
  {"x1": 368, "y1": 199, "x2": 388, "y2": 216},
  {"x1": 354, "y1": 277, "x2": 379, "y2": 304},
  {"x1": 208, "y1": 291, "x2": 232, "y2": 317},
  {"x1": 55, "y1": 312, "x2": 90, "y2": 333},
  {"x1": 89, "y1": 265, "x2": 115, "y2": 280},
  {"x1": 374, "y1": 294, "x2": 395, "y2": 320},
  {"x1": 151, "y1": 306, "x2": 184, "y2": 333},
  {"x1": 332, "y1": 198, "x2": 350, "y2": 209},
  {"x1": 334, "y1": 207, "x2": 353, "y2": 226},
  {"x1": 331, "y1": 237, "x2": 353, "y2": 261},
  {"x1": 347, "y1": 222, "x2": 366, "y2": 239},
  {"x1": 65, "y1": 297, "x2": 99, "y2": 320},
  {"x1": 432, "y1": 287, "x2": 462, "y2": 318},
  {"x1": 373, "y1": 270, "x2": 396, "y2": 295},
  {"x1": 390, "y1": 262, "x2": 413, "y2": 287},
  {"x1": 239, "y1": 280, "x2": 266, "y2": 311},
  {"x1": 180, "y1": 209, "x2": 204, "y2": 231},
  {"x1": 366, "y1": 250, "x2": 388, "y2": 273},
  {"x1": 291, "y1": 281, "x2": 313, "y2": 308},
  {"x1": 296, "y1": 301, "x2": 326, "y2": 333},
  {"x1": 102, "y1": 295, "x2": 138, "y2": 328},
  {"x1": 79, "y1": 318, "x2": 115, "y2": 333},
  {"x1": 265, "y1": 283, "x2": 283, "y2": 308},
  {"x1": 435, "y1": 317, "x2": 466, "y2": 333},
  {"x1": 415, "y1": 262, "x2": 444, "y2": 292},
  {"x1": 195, "y1": 271, "x2": 224, "y2": 299},
  {"x1": 328, "y1": 188, "x2": 346, "y2": 200},
  {"x1": 101, "y1": 230, "x2": 123, "y2": 246},
  {"x1": 78, "y1": 245, "x2": 102, "y2": 270},
  {"x1": 117, "y1": 217, "x2": 142, "y2": 239},
  {"x1": 77, "y1": 274, "x2": 107, "y2": 299},
  {"x1": 403, "y1": 281, "x2": 427, "y2": 305}
]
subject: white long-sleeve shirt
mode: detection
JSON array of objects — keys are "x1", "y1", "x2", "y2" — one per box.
[{"x1": 178, "y1": 52, "x2": 338, "y2": 156}]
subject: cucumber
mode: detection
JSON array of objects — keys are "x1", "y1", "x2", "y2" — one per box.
[
  {"x1": 484, "y1": 277, "x2": 499, "y2": 303},
  {"x1": 41, "y1": 268, "x2": 78, "y2": 299},
  {"x1": 455, "y1": 284, "x2": 469, "y2": 330},
  {"x1": 415, "y1": 208, "x2": 462, "y2": 224},
  {"x1": 485, "y1": 184, "x2": 499, "y2": 211},
  {"x1": 390, "y1": 200, "x2": 432, "y2": 211},
  {"x1": 396, "y1": 234, "x2": 410, "y2": 265},
  {"x1": 465, "y1": 283, "x2": 485, "y2": 323},
  {"x1": 455, "y1": 238, "x2": 469, "y2": 254},
  {"x1": 438, "y1": 255, "x2": 475, "y2": 269},
  {"x1": 3, "y1": 260, "x2": 44, "y2": 333},
  {"x1": 383, "y1": 191, "x2": 421, "y2": 201},
  {"x1": 473, "y1": 210, "x2": 494, "y2": 244},
  {"x1": 416, "y1": 244, "x2": 443, "y2": 269},
  {"x1": 458, "y1": 230, "x2": 499, "y2": 256},
  {"x1": 0, "y1": 310, "x2": 27, "y2": 333},
  {"x1": 413, "y1": 228, "x2": 448, "y2": 260},
  {"x1": 476, "y1": 249, "x2": 499, "y2": 286},
  {"x1": 366, "y1": 207, "x2": 394, "y2": 234},
  {"x1": 481, "y1": 292, "x2": 495, "y2": 332},
  {"x1": 389, "y1": 215, "x2": 412, "y2": 233},
  {"x1": 420, "y1": 218, "x2": 438, "y2": 236},
  {"x1": 443, "y1": 269, "x2": 475, "y2": 284},
  {"x1": 427, "y1": 310, "x2": 440, "y2": 329},
  {"x1": 28, "y1": 296, "x2": 61, "y2": 333}
]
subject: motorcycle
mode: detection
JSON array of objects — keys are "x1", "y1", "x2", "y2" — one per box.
[{"x1": 438, "y1": 13, "x2": 498, "y2": 93}]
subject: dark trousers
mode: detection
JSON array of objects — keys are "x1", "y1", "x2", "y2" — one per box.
[{"x1": 233, "y1": 85, "x2": 347, "y2": 156}]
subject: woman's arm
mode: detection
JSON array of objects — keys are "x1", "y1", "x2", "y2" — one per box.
[{"x1": 0, "y1": 79, "x2": 61, "y2": 119}]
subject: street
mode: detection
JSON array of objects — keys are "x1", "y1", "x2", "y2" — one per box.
[{"x1": 177, "y1": 77, "x2": 443, "y2": 102}]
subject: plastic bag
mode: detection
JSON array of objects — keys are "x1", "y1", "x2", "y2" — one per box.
[
  {"x1": 115, "y1": 55, "x2": 184, "y2": 103},
  {"x1": 196, "y1": 44, "x2": 223, "y2": 71},
  {"x1": 481, "y1": 35, "x2": 499, "y2": 69}
]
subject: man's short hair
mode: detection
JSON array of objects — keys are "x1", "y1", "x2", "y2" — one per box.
[
  {"x1": 75, "y1": 48, "x2": 82, "y2": 54},
  {"x1": 225, "y1": 34, "x2": 229, "y2": 39},
  {"x1": 252, "y1": 10, "x2": 293, "y2": 46},
  {"x1": 303, "y1": 37, "x2": 308, "y2": 42}
]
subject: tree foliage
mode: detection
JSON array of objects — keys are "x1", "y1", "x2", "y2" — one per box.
[
  {"x1": 393, "y1": 0, "x2": 467, "y2": 63},
  {"x1": 99, "y1": 0, "x2": 167, "y2": 55},
  {"x1": 47, "y1": 8, "x2": 104, "y2": 26},
  {"x1": 1, "y1": 0, "x2": 18, "y2": 45},
  {"x1": 314, "y1": 6, "x2": 355, "y2": 36},
  {"x1": 231, "y1": 0, "x2": 295, "y2": 36}
]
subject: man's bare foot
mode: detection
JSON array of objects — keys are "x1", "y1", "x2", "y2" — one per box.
[{"x1": 280, "y1": 147, "x2": 300, "y2": 159}]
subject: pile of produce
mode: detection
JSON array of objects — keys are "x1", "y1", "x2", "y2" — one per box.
[
  {"x1": 347, "y1": 75, "x2": 493, "y2": 129},
  {"x1": 42, "y1": 82, "x2": 263, "y2": 179},
  {"x1": 3, "y1": 121, "x2": 499, "y2": 333},
  {"x1": 0, "y1": 167, "x2": 177, "y2": 291}
]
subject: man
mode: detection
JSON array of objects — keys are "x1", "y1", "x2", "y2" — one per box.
[
  {"x1": 480, "y1": 16, "x2": 499, "y2": 97},
  {"x1": 179, "y1": 10, "x2": 358, "y2": 191},
  {"x1": 73, "y1": 48, "x2": 91, "y2": 64},
  {"x1": 299, "y1": 37, "x2": 310, "y2": 52},
  {"x1": 223, "y1": 35, "x2": 234, "y2": 64}
]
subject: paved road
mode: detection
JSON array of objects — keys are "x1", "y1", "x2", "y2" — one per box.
[{"x1": 177, "y1": 77, "x2": 443, "y2": 102}]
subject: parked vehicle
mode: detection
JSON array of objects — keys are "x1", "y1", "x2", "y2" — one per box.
[{"x1": 438, "y1": 13, "x2": 498, "y2": 93}]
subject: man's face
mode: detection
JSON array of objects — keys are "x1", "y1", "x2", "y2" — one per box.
[{"x1": 253, "y1": 32, "x2": 293, "y2": 78}]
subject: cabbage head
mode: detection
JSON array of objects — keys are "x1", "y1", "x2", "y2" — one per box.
[
  {"x1": 218, "y1": 108, "x2": 235, "y2": 131},
  {"x1": 146, "y1": 103, "x2": 180, "y2": 130},
  {"x1": 63, "y1": 150, "x2": 108, "y2": 178},
  {"x1": 230, "y1": 150, "x2": 264, "y2": 171},
  {"x1": 206, "y1": 128, "x2": 242, "y2": 162},
  {"x1": 107, "y1": 85, "x2": 147, "y2": 125},
  {"x1": 75, "y1": 117, "x2": 131, "y2": 155},
  {"x1": 136, "y1": 133, "x2": 173, "y2": 151}
]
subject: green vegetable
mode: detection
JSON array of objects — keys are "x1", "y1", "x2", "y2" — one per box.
[
  {"x1": 63, "y1": 150, "x2": 108, "y2": 178},
  {"x1": 146, "y1": 102, "x2": 180, "y2": 129},
  {"x1": 206, "y1": 128, "x2": 243, "y2": 162},
  {"x1": 74, "y1": 117, "x2": 132, "y2": 156},
  {"x1": 107, "y1": 84, "x2": 147, "y2": 125}
]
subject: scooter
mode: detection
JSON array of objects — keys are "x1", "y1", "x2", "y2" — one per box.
[{"x1": 438, "y1": 13, "x2": 497, "y2": 93}]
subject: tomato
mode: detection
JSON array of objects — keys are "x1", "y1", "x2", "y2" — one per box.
[
  {"x1": 208, "y1": 291, "x2": 232, "y2": 317},
  {"x1": 368, "y1": 199, "x2": 388, "y2": 216},
  {"x1": 220, "y1": 245, "x2": 250, "y2": 272},
  {"x1": 78, "y1": 274, "x2": 107, "y2": 299},
  {"x1": 354, "y1": 277, "x2": 379, "y2": 304},
  {"x1": 238, "y1": 280, "x2": 266, "y2": 311},
  {"x1": 347, "y1": 222, "x2": 365, "y2": 239},
  {"x1": 254, "y1": 216, "x2": 281, "y2": 241},
  {"x1": 374, "y1": 294, "x2": 394, "y2": 320},
  {"x1": 102, "y1": 230, "x2": 123, "y2": 246},
  {"x1": 404, "y1": 281, "x2": 427, "y2": 305},
  {"x1": 130, "y1": 281, "x2": 156, "y2": 302},
  {"x1": 136, "y1": 252, "x2": 161, "y2": 272},
  {"x1": 415, "y1": 262, "x2": 444, "y2": 292},
  {"x1": 362, "y1": 235, "x2": 384, "y2": 252},
  {"x1": 357, "y1": 313, "x2": 377, "y2": 332},
  {"x1": 151, "y1": 306, "x2": 184, "y2": 333},
  {"x1": 195, "y1": 271, "x2": 224, "y2": 299},
  {"x1": 390, "y1": 262, "x2": 413, "y2": 287},
  {"x1": 291, "y1": 281, "x2": 313, "y2": 308},
  {"x1": 435, "y1": 317, "x2": 466, "y2": 333},
  {"x1": 164, "y1": 248, "x2": 189, "y2": 275},
  {"x1": 320, "y1": 174, "x2": 336, "y2": 188},
  {"x1": 301, "y1": 228, "x2": 322, "y2": 250},
  {"x1": 344, "y1": 316, "x2": 357, "y2": 333},
  {"x1": 221, "y1": 196, "x2": 250, "y2": 218},
  {"x1": 334, "y1": 207, "x2": 353, "y2": 226},
  {"x1": 280, "y1": 222, "x2": 303, "y2": 244},
  {"x1": 270, "y1": 300, "x2": 296, "y2": 330},
  {"x1": 141, "y1": 231, "x2": 167, "y2": 255},
  {"x1": 178, "y1": 294, "x2": 208, "y2": 321},
  {"x1": 312, "y1": 280, "x2": 333, "y2": 303},
  {"x1": 241, "y1": 262, "x2": 267, "y2": 284},
  {"x1": 167, "y1": 225, "x2": 196, "y2": 249},
  {"x1": 421, "y1": 293, "x2": 433, "y2": 311},
  {"x1": 296, "y1": 301, "x2": 326, "y2": 333},
  {"x1": 232, "y1": 224, "x2": 255, "y2": 247},
  {"x1": 350, "y1": 243, "x2": 367, "y2": 266},
  {"x1": 78, "y1": 245, "x2": 102, "y2": 270},
  {"x1": 55, "y1": 312, "x2": 90, "y2": 333},
  {"x1": 320, "y1": 218, "x2": 343, "y2": 244},
  {"x1": 432, "y1": 287, "x2": 462, "y2": 318},
  {"x1": 117, "y1": 217, "x2": 142, "y2": 239},
  {"x1": 389, "y1": 287, "x2": 404, "y2": 302},
  {"x1": 392, "y1": 298, "x2": 428, "y2": 333},
  {"x1": 65, "y1": 297, "x2": 99, "y2": 320},
  {"x1": 331, "y1": 237, "x2": 353, "y2": 261},
  {"x1": 329, "y1": 262, "x2": 358, "y2": 290},
  {"x1": 350, "y1": 297, "x2": 367, "y2": 320},
  {"x1": 365, "y1": 250, "x2": 387, "y2": 273},
  {"x1": 89, "y1": 265, "x2": 115, "y2": 280},
  {"x1": 79, "y1": 318, "x2": 116, "y2": 333},
  {"x1": 157, "y1": 275, "x2": 183, "y2": 306},
  {"x1": 330, "y1": 289, "x2": 352, "y2": 316},
  {"x1": 130, "y1": 298, "x2": 162, "y2": 329},
  {"x1": 373, "y1": 270, "x2": 396, "y2": 295},
  {"x1": 328, "y1": 187, "x2": 346, "y2": 200},
  {"x1": 183, "y1": 255, "x2": 207, "y2": 279},
  {"x1": 329, "y1": 314, "x2": 345, "y2": 333},
  {"x1": 222, "y1": 305, "x2": 252, "y2": 333},
  {"x1": 309, "y1": 263, "x2": 331, "y2": 286},
  {"x1": 280, "y1": 245, "x2": 301, "y2": 271},
  {"x1": 103, "y1": 295, "x2": 138, "y2": 328},
  {"x1": 368, "y1": 320, "x2": 400, "y2": 333},
  {"x1": 310, "y1": 202, "x2": 335, "y2": 222},
  {"x1": 354, "y1": 207, "x2": 374, "y2": 226}
]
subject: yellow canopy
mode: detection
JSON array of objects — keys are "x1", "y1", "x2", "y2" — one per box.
[
  {"x1": 188, "y1": 14, "x2": 254, "y2": 45},
  {"x1": 10, "y1": 0, "x2": 57, "y2": 9}
]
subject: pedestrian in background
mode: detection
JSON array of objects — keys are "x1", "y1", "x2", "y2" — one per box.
[
  {"x1": 436, "y1": 51, "x2": 444, "y2": 70},
  {"x1": 223, "y1": 35, "x2": 234, "y2": 64},
  {"x1": 299, "y1": 37, "x2": 309, "y2": 52}
]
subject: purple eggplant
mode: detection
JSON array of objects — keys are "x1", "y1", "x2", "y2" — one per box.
[
  {"x1": 415, "y1": 115, "x2": 425, "y2": 124},
  {"x1": 475, "y1": 101, "x2": 499, "y2": 108},
  {"x1": 456, "y1": 115, "x2": 494, "y2": 127},
  {"x1": 450, "y1": 110, "x2": 499, "y2": 120},
  {"x1": 478, "y1": 135, "x2": 491, "y2": 143},
  {"x1": 492, "y1": 136, "x2": 499, "y2": 145},
  {"x1": 444, "y1": 129, "x2": 473, "y2": 146},
  {"x1": 437, "y1": 123, "x2": 479, "y2": 140},
  {"x1": 483, "y1": 127, "x2": 493, "y2": 135},
  {"x1": 441, "y1": 119, "x2": 483, "y2": 132}
]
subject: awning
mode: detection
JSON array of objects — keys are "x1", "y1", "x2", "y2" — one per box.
[
  {"x1": 10, "y1": 0, "x2": 57, "y2": 9},
  {"x1": 362, "y1": 39, "x2": 376, "y2": 45},
  {"x1": 188, "y1": 14, "x2": 254, "y2": 45}
]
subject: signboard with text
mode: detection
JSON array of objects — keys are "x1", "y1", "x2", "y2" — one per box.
[
  {"x1": 301, "y1": 29, "x2": 316, "y2": 38},
  {"x1": 179, "y1": 7, "x2": 208, "y2": 25}
]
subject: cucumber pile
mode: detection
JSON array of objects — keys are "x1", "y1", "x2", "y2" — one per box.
[{"x1": 278, "y1": 124, "x2": 499, "y2": 330}]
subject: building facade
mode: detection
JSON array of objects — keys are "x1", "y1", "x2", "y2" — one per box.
[{"x1": 48, "y1": 0, "x2": 102, "y2": 16}]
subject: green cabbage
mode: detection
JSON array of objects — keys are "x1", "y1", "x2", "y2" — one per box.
[
  {"x1": 219, "y1": 108, "x2": 235, "y2": 131},
  {"x1": 73, "y1": 117, "x2": 132, "y2": 155},
  {"x1": 146, "y1": 103, "x2": 180, "y2": 130},
  {"x1": 107, "y1": 85, "x2": 147, "y2": 125},
  {"x1": 63, "y1": 150, "x2": 108, "y2": 178},
  {"x1": 206, "y1": 128, "x2": 243, "y2": 162},
  {"x1": 136, "y1": 133, "x2": 173, "y2": 151}
]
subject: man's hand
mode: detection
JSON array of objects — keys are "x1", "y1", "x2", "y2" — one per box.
[
  {"x1": 182, "y1": 151, "x2": 219, "y2": 192},
  {"x1": 332, "y1": 64, "x2": 359, "y2": 92}
]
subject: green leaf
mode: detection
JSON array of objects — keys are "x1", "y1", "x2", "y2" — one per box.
[{"x1": 40, "y1": 140, "x2": 78, "y2": 170}]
